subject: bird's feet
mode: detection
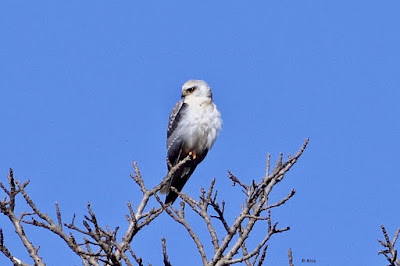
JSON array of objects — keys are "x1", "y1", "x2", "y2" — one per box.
[{"x1": 189, "y1": 151, "x2": 197, "y2": 159}]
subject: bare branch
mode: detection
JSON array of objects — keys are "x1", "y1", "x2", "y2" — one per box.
[
  {"x1": 0, "y1": 169, "x2": 46, "y2": 266},
  {"x1": 127, "y1": 245, "x2": 143, "y2": 266},
  {"x1": 263, "y1": 189, "x2": 296, "y2": 211},
  {"x1": 161, "y1": 237, "x2": 172, "y2": 266},
  {"x1": 155, "y1": 194, "x2": 208, "y2": 265},
  {"x1": 257, "y1": 244, "x2": 268, "y2": 266},
  {"x1": 1, "y1": 139, "x2": 309, "y2": 266},
  {"x1": 0, "y1": 228, "x2": 29, "y2": 266},
  {"x1": 288, "y1": 248, "x2": 294, "y2": 266},
  {"x1": 8, "y1": 169, "x2": 16, "y2": 212},
  {"x1": 378, "y1": 225, "x2": 400, "y2": 266},
  {"x1": 228, "y1": 171, "x2": 248, "y2": 192},
  {"x1": 209, "y1": 199, "x2": 230, "y2": 233},
  {"x1": 209, "y1": 140, "x2": 308, "y2": 265}
]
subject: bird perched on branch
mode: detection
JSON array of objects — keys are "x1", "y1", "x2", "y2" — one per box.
[{"x1": 161, "y1": 80, "x2": 222, "y2": 204}]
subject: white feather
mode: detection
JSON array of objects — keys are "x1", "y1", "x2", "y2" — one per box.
[{"x1": 175, "y1": 80, "x2": 222, "y2": 154}]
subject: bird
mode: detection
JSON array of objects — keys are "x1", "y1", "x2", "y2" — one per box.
[{"x1": 161, "y1": 80, "x2": 222, "y2": 204}]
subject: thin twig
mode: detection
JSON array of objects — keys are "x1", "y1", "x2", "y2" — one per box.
[
  {"x1": 161, "y1": 238, "x2": 172, "y2": 266},
  {"x1": 378, "y1": 225, "x2": 400, "y2": 266},
  {"x1": 288, "y1": 248, "x2": 294, "y2": 266}
]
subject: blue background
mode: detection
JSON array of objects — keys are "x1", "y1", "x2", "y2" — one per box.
[{"x1": 1, "y1": 1, "x2": 399, "y2": 265}]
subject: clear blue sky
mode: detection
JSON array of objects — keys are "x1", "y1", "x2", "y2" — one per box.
[{"x1": 1, "y1": 1, "x2": 399, "y2": 265}]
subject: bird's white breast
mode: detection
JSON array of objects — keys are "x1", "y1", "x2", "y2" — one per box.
[{"x1": 178, "y1": 96, "x2": 222, "y2": 153}]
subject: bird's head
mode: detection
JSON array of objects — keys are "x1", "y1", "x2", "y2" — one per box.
[{"x1": 181, "y1": 80, "x2": 212, "y2": 99}]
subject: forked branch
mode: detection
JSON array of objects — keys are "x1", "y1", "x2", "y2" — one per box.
[
  {"x1": 159, "y1": 139, "x2": 309, "y2": 265},
  {"x1": 1, "y1": 139, "x2": 309, "y2": 265},
  {"x1": 378, "y1": 225, "x2": 400, "y2": 266}
]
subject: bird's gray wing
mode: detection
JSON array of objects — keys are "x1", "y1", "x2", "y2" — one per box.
[
  {"x1": 166, "y1": 100, "x2": 187, "y2": 169},
  {"x1": 162, "y1": 100, "x2": 212, "y2": 204}
]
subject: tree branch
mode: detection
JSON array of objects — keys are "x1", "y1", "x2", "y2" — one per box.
[
  {"x1": 1, "y1": 139, "x2": 309, "y2": 266},
  {"x1": 161, "y1": 237, "x2": 172, "y2": 266},
  {"x1": 378, "y1": 224, "x2": 400, "y2": 266}
]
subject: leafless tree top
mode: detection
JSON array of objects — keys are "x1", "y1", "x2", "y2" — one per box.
[{"x1": 1, "y1": 139, "x2": 309, "y2": 265}]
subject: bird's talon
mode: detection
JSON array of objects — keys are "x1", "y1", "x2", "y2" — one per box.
[{"x1": 189, "y1": 151, "x2": 197, "y2": 159}]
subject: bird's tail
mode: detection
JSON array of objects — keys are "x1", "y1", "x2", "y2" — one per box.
[
  {"x1": 163, "y1": 165, "x2": 196, "y2": 204},
  {"x1": 160, "y1": 179, "x2": 171, "y2": 195}
]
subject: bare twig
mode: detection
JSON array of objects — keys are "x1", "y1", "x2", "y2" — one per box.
[
  {"x1": 210, "y1": 139, "x2": 308, "y2": 266},
  {"x1": 0, "y1": 169, "x2": 46, "y2": 266},
  {"x1": 156, "y1": 139, "x2": 309, "y2": 266},
  {"x1": 378, "y1": 225, "x2": 400, "y2": 266},
  {"x1": 161, "y1": 237, "x2": 172, "y2": 266},
  {"x1": 257, "y1": 244, "x2": 268, "y2": 266},
  {"x1": 155, "y1": 193, "x2": 208, "y2": 265},
  {"x1": 288, "y1": 248, "x2": 294, "y2": 266},
  {"x1": 1, "y1": 139, "x2": 309, "y2": 266}
]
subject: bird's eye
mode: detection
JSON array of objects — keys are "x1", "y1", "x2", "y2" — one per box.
[{"x1": 187, "y1": 87, "x2": 196, "y2": 93}]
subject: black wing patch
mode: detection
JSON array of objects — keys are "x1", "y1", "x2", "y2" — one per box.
[
  {"x1": 167, "y1": 101, "x2": 187, "y2": 138},
  {"x1": 166, "y1": 101, "x2": 187, "y2": 169}
]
